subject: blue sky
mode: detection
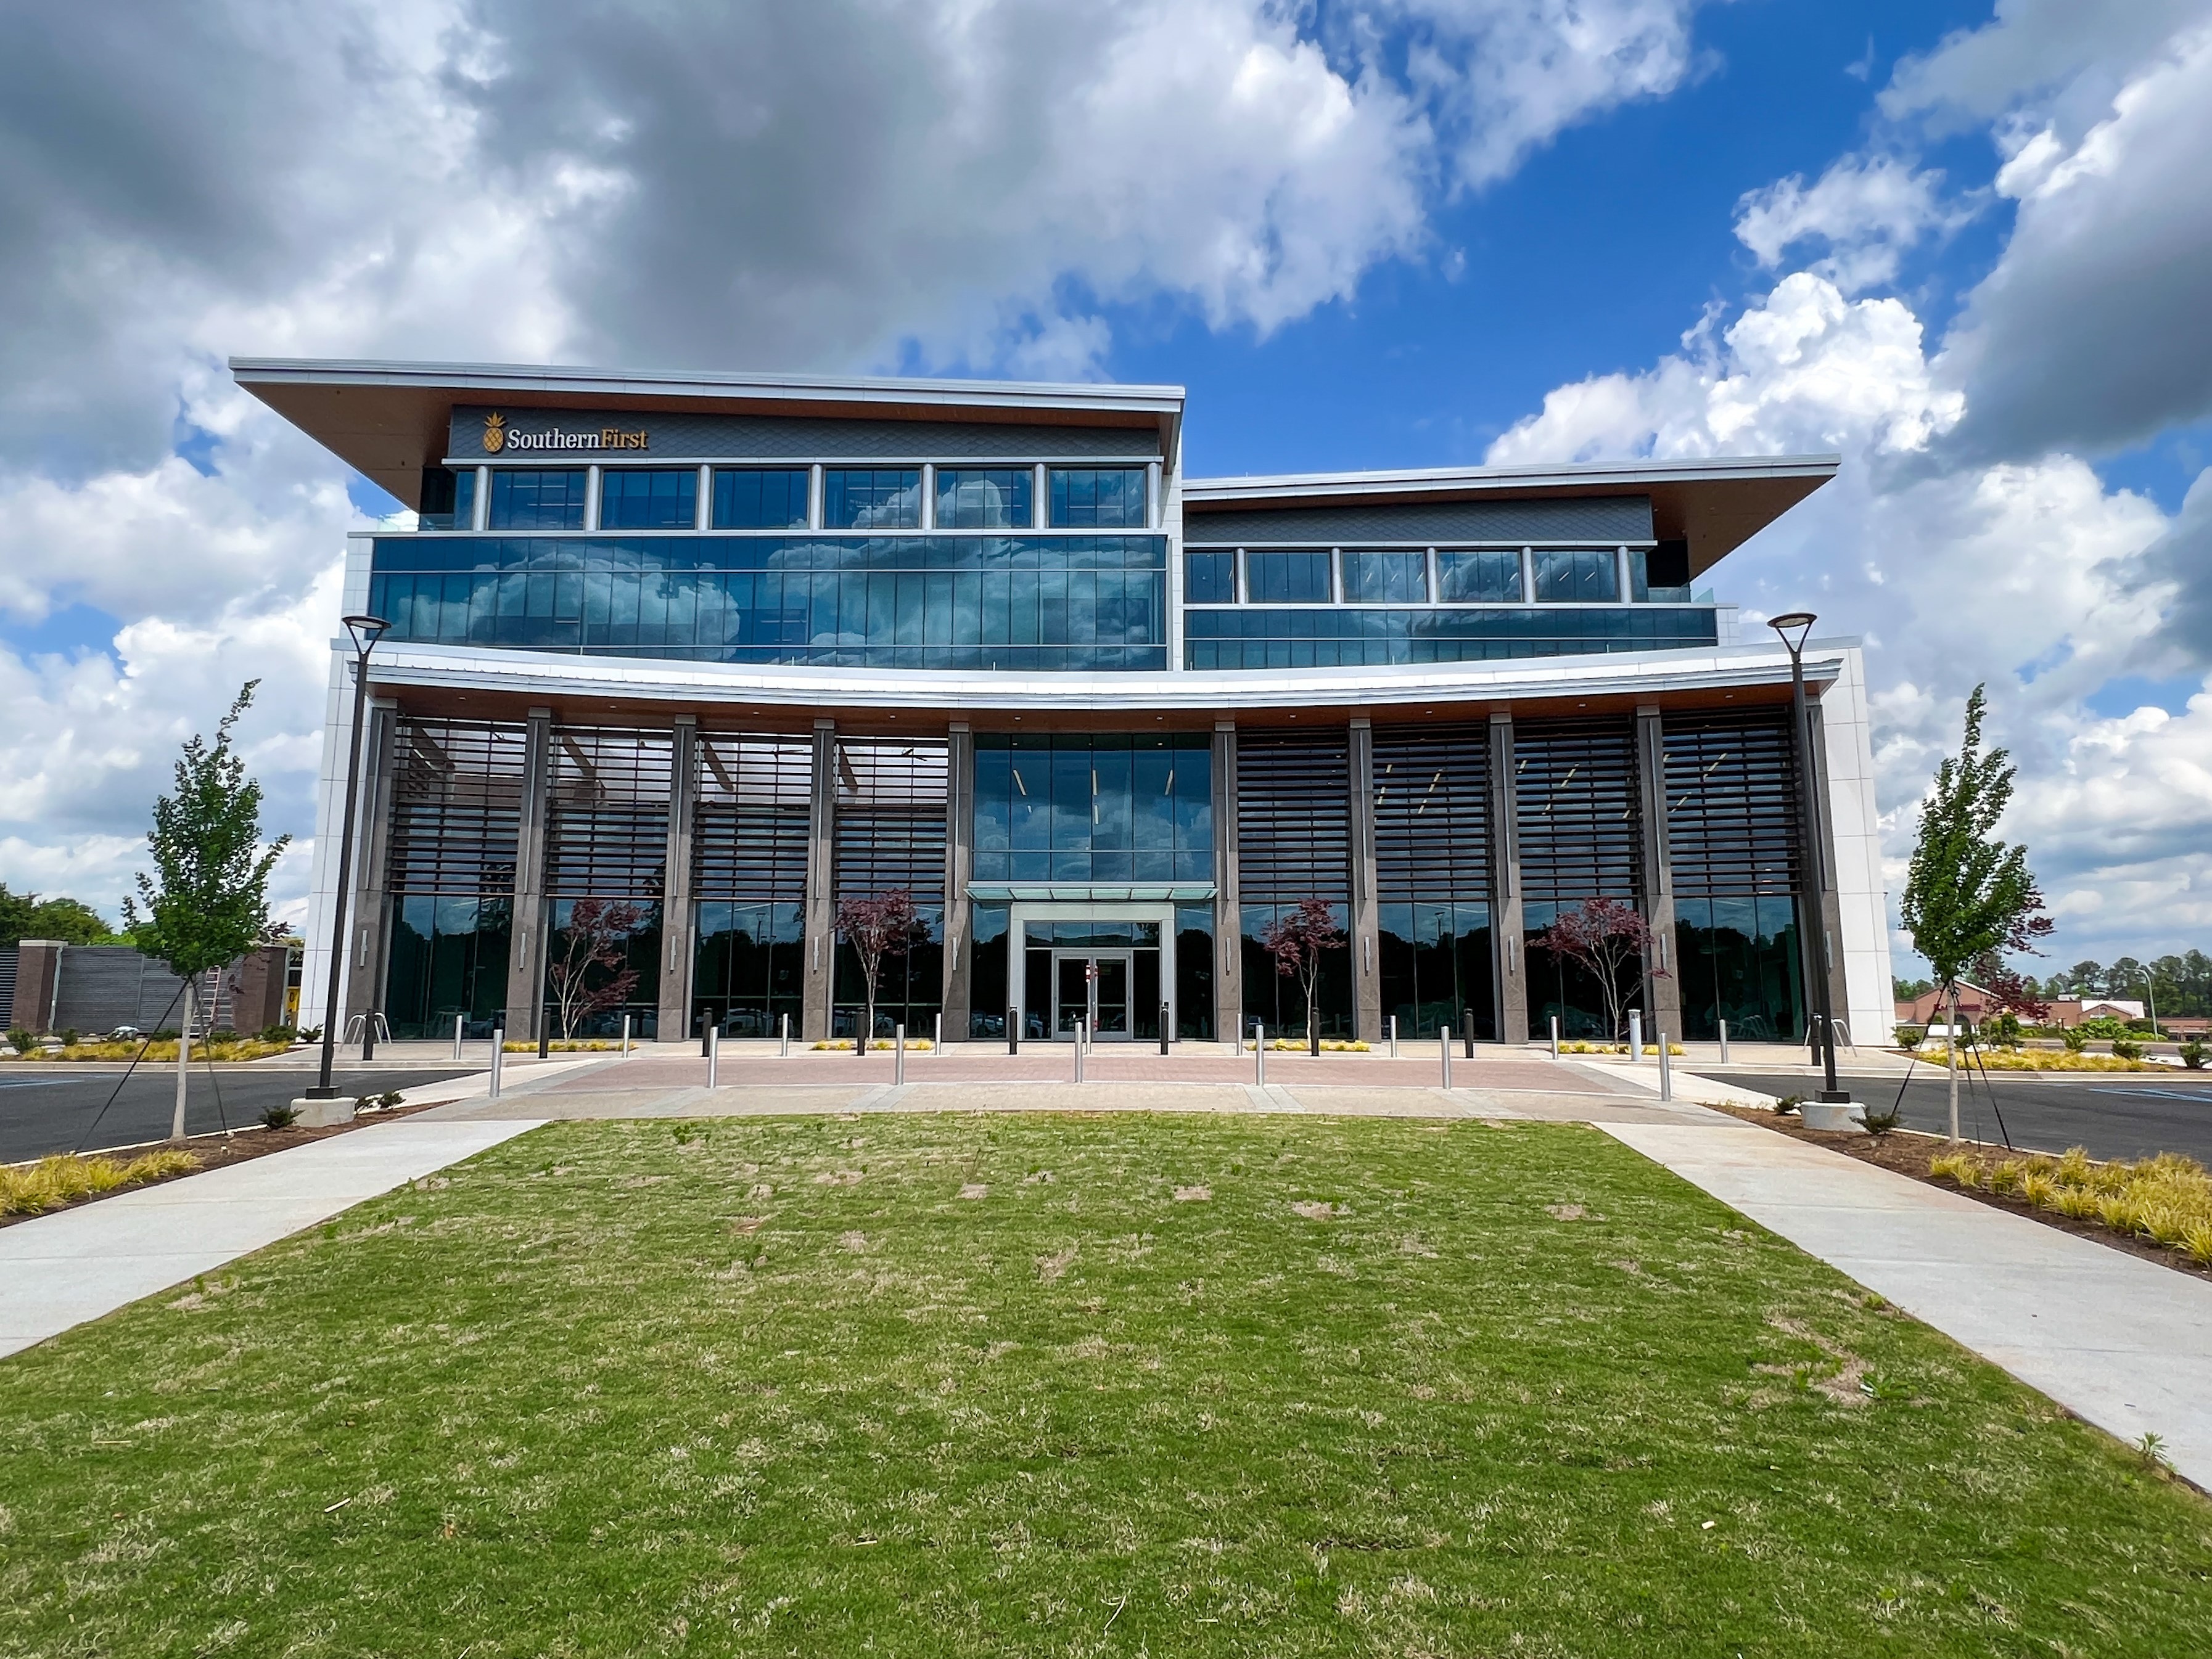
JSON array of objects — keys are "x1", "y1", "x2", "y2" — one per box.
[{"x1": 2, "y1": 0, "x2": 2210, "y2": 973}]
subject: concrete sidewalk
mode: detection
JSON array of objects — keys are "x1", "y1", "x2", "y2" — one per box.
[
  {"x1": 1603, "y1": 1120, "x2": 2212, "y2": 1490},
  {"x1": 0, "y1": 1118, "x2": 543, "y2": 1359}
]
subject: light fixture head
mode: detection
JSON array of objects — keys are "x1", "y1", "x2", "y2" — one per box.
[
  {"x1": 1767, "y1": 610, "x2": 1817, "y2": 656},
  {"x1": 342, "y1": 613, "x2": 392, "y2": 656}
]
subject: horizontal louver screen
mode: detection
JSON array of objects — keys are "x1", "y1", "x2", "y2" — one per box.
[
  {"x1": 1664, "y1": 712, "x2": 1800, "y2": 896},
  {"x1": 1374, "y1": 724, "x2": 1489, "y2": 903},
  {"x1": 1238, "y1": 730, "x2": 1349, "y2": 902},
  {"x1": 545, "y1": 728, "x2": 673, "y2": 897},
  {"x1": 693, "y1": 734, "x2": 812, "y2": 903},
  {"x1": 834, "y1": 740, "x2": 948, "y2": 900},
  {"x1": 1513, "y1": 719, "x2": 1639, "y2": 901},
  {"x1": 387, "y1": 718, "x2": 525, "y2": 895}
]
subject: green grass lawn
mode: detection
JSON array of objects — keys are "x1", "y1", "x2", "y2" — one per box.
[{"x1": 4, "y1": 1115, "x2": 2208, "y2": 1656}]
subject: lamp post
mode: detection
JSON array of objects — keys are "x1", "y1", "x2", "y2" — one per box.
[
  {"x1": 2137, "y1": 963, "x2": 2161, "y2": 1040},
  {"x1": 1769, "y1": 611, "x2": 1847, "y2": 1105},
  {"x1": 305, "y1": 614, "x2": 391, "y2": 1102}
]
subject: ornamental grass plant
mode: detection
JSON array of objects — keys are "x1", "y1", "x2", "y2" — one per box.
[
  {"x1": 1910, "y1": 1045, "x2": 2158, "y2": 1072},
  {"x1": 0, "y1": 1149, "x2": 199, "y2": 1216},
  {"x1": 1929, "y1": 1145, "x2": 2212, "y2": 1266}
]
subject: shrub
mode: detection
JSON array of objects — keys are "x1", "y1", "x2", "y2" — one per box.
[
  {"x1": 1891, "y1": 1025, "x2": 1923, "y2": 1049},
  {"x1": 2060, "y1": 1026, "x2": 2088, "y2": 1053},
  {"x1": 262, "y1": 1104, "x2": 300, "y2": 1129},
  {"x1": 4, "y1": 1026, "x2": 34, "y2": 1055},
  {"x1": 2078, "y1": 1015, "x2": 2132, "y2": 1039},
  {"x1": 2111, "y1": 1037, "x2": 2144, "y2": 1061},
  {"x1": 1860, "y1": 1102, "x2": 1904, "y2": 1136},
  {"x1": 58, "y1": 1028, "x2": 79, "y2": 1046},
  {"x1": 2181, "y1": 1040, "x2": 2208, "y2": 1070},
  {"x1": 1774, "y1": 1094, "x2": 1802, "y2": 1117}
]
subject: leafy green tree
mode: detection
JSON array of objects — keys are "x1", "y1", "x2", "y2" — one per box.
[
  {"x1": 123, "y1": 684, "x2": 291, "y2": 1141},
  {"x1": 1899, "y1": 686, "x2": 2054, "y2": 1140},
  {"x1": 0, "y1": 886, "x2": 123, "y2": 948}
]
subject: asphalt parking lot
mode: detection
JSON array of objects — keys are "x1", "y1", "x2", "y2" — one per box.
[
  {"x1": 1712, "y1": 1067, "x2": 2212, "y2": 1164},
  {"x1": 0, "y1": 1067, "x2": 480, "y2": 1162}
]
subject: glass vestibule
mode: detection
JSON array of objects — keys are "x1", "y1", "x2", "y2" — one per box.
[{"x1": 1019, "y1": 920, "x2": 1163, "y2": 1040}]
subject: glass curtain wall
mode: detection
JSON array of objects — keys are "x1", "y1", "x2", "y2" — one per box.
[
  {"x1": 833, "y1": 739, "x2": 948, "y2": 1039},
  {"x1": 691, "y1": 734, "x2": 812, "y2": 1039},
  {"x1": 1514, "y1": 718, "x2": 1642, "y2": 1040},
  {"x1": 972, "y1": 733, "x2": 1212, "y2": 884},
  {"x1": 1664, "y1": 711, "x2": 1805, "y2": 1041},
  {"x1": 1237, "y1": 729, "x2": 1353, "y2": 1039},
  {"x1": 1374, "y1": 723, "x2": 1494, "y2": 1042},
  {"x1": 969, "y1": 904, "x2": 1011, "y2": 1038},
  {"x1": 381, "y1": 718, "x2": 524, "y2": 1038},
  {"x1": 368, "y1": 534, "x2": 1170, "y2": 671},
  {"x1": 540, "y1": 727, "x2": 671, "y2": 1038},
  {"x1": 1175, "y1": 903, "x2": 1215, "y2": 1041}
]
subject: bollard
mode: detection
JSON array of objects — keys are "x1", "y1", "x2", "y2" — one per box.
[
  {"x1": 895, "y1": 1023, "x2": 906, "y2": 1086},
  {"x1": 1074, "y1": 1018, "x2": 1085, "y2": 1082},
  {"x1": 1008, "y1": 1006, "x2": 1019, "y2": 1056},
  {"x1": 621, "y1": 1013, "x2": 631, "y2": 1057},
  {"x1": 488, "y1": 1026, "x2": 505, "y2": 1101},
  {"x1": 1717, "y1": 1018, "x2": 1730, "y2": 1065},
  {"x1": 780, "y1": 1012, "x2": 790, "y2": 1059},
  {"x1": 934, "y1": 1012, "x2": 942, "y2": 1057},
  {"x1": 538, "y1": 1018, "x2": 549, "y2": 1060},
  {"x1": 1255, "y1": 1023, "x2": 1266, "y2": 1087},
  {"x1": 707, "y1": 1025, "x2": 720, "y2": 1089},
  {"x1": 1627, "y1": 1010, "x2": 1643, "y2": 1063},
  {"x1": 1549, "y1": 1015, "x2": 1560, "y2": 1060},
  {"x1": 1462, "y1": 1007, "x2": 1474, "y2": 1060},
  {"x1": 1657, "y1": 1027, "x2": 1674, "y2": 1100},
  {"x1": 453, "y1": 1013, "x2": 465, "y2": 1061},
  {"x1": 701, "y1": 1011, "x2": 711, "y2": 1056},
  {"x1": 363, "y1": 1014, "x2": 377, "y2": 1062},
  {"x1": 1389, "y1": 1014, "x2": 1399, "y2": 1059},
  {"x1": 1159, "y1": 1002, "x2": 1170, "y2": 1055},
  {"x1": 1441, "y1": 1024, "x2": 1452, "y2": 1089}
]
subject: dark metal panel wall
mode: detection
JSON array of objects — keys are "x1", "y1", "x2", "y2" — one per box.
[
  {"x1": 1235, "y1": 729, "x2": 1351, "y2": 903},
  {"x1": 1511, "y1": 718, "x2": 1642, "y2": 902}
]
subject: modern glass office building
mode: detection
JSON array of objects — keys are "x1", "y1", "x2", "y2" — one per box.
[{"x1": 239, "y1": 359, "x2": 1893, "y2": 1049}]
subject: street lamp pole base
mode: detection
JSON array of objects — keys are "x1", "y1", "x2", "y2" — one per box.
[{"x1": 301, "y1": 1086, "x2": 342, "y2": 1100}]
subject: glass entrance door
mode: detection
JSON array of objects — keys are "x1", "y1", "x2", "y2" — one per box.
[{"x1": 1053, "y1": 951, "x2": 1132, "y2": 1038}]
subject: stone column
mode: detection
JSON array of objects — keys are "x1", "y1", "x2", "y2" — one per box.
[
  {"x1": 1212, "y1": 721, "x2": 1242, "y2": 1042},
  {"x1": 1347, "y1": 718, "x2": 1381, "y2": 1043},
  {"x1": 343, "y1": 700, "x2": 400, "y2": 1036},
  {"x1": 1804, "y1": 700, "x2": 1852, "y2": 1041},
  {"x1": 11, "y1": 940, "x2": 62, "y2": 1035},
  {"x1": 503, "y1": 707, "x2": 554, "y2": 1040},
  {"x1": 801, "y1": 718, "x2": 837, "y2": 1040},
  {"x1": 942, "y1": 722, "x2": 974, "y2": 1039},
  {"x1": 1634, "y1": 705, "x2": 1682, "y2": 1041},
  {"x1": 1489, "y1": 710, "x2": 1528, "y2": 1043},
  {"x1": 656, "y1": 716, "x2": 698, "y2": 1042}
]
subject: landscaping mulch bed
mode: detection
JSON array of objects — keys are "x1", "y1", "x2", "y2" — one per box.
[
  {"x1": 0, "y1": 1101, "x2": 445, "y2": 1231},
  {"x1": 1710, "y1": 1102, "x2": 2212, "y2": 1284}
]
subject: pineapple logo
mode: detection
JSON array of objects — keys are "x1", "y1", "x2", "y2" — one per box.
[{"x1": 482, "y1": 412, "x2": 507, "y2": 454}]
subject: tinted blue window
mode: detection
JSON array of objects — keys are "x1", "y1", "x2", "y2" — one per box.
[
  {"x1": 1180, "y1": 605, "x2": 1717, "y2": 669},
  {"x1": 1246, "y1": 550, "x2": 1331, "y2": 604},
  {"x1": 972, "y1": 734, "x2": 1212, "y2": 884},
  {"x1": 823, "y1": 469, "x2": 921, "y2": 529},
  {"x1": 713, "y1": 469, "x2": 811, "y2": 530},
  {"x1": 1048, "y1": 467, "x2": 1148, "y2": 528},
  {"x1": 1437, "y1": 551, "x2": 1522, "y2": 603},
  {"x1": 417, "y1": 466, "x2": 477, "y2": 530},
  {"x1": 488, "y1": 469, "x2": 587, "y2": 530},
  {"x1": 1532, "y1": 549, "x2": 1619, "y2": 602},
  {"x1": 369, "y1": 534, "x2": 1167, "y2": 670},
  {"x1": 599, "y1": 468, "x2": 698, "y2": 529},
  {"x1": 1185, "y1": 551, "x2": 1235, "y2": 604},
  {"x1": 936, "y1": 468, "x2": 1034, "y2": 530},
  {"x1": 1341, "y1": 551, "x2": 1426, "y2": 603},
  {"x1": 1627, "y1": 549, "x2": 1694, "y2": 603}
]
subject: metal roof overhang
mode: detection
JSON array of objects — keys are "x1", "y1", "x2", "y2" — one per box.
[
  {"x1": 347, "y1": 637, "x2": 1852, "y2": 734},
  {"x1": 1182, "y1": 455, "x2": 1840, "y2": 578},
  {"x1": 230, "y1": 358, "x2": 1186, "y2": 508}
]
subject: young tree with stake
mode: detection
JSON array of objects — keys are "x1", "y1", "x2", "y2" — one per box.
[
  {"x1": 1532, "y1": 897, "x2": 1658, "y2": 1046},
  {"x1": 1900, "y1": 686, "x2": 2054, "y2": 1141},
  {"x1": 123, "y1": 684, "x2": 290, "y2": 1142},
  {"x1": 546, "y1": 897, "x2": 645, "y2": 1039},
  {"x1": 1259, "y1": 898, "x2": 1346, "y2": 1055},
  {"x1": 836, "y1": 891, "x2": 932, "y2": 1057}
]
